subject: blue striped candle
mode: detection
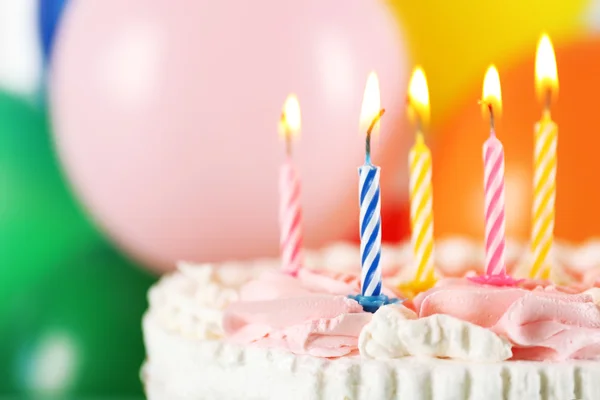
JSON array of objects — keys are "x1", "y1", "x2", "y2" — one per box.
[
  {"x1": 359, "y1": 163, "x2": 382, "y2": 296},
  {"x1": 350, "y1": 72, "x2": 399, "y2": 312}
]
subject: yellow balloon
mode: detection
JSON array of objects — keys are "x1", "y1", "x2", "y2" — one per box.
[{"x1": 390, "y1": 0, "x2": 589, "y2": 123}]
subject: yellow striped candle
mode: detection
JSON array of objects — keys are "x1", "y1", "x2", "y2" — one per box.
[
  {"x1": 406, "y1": 67, "x2": 435, "y2": 289},
  {"x1": 530, "y1": 34, "x2": 559, "y2": 279},
  {"x1": 409, "y1": 132, "x2": 434, "y2": 284}
]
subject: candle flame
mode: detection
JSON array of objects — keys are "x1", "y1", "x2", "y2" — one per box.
[
  {"x1": 278, "y1": 94, "x2": 301, "y2": 139},
  {"x1": 407, "y1": 66, "x2": 430, "y2": 128},
  {"x1": 482, "y1": 65, "x2": 502, "y2": 118},
  {"x1": 359, "y1": 71, "x2": 381, "y2": 136},
  {"x1": 535, "y1": 34, "x2": 559, "y2": 103}
]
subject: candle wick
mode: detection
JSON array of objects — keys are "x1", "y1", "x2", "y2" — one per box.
[
  {"x1": 367, "y1": 109, "x2": 386, "y2": 136},
  {"x1": 415, "y1": 114, "x2": 423, "y2": 136},
  {"x1": 416, "y1": 130, "x2": 425, "y2": 145},
  {"x1": 365, "y1": 133, "x2": 371, "y2": 165},
  {"x1": 366, "y1": 109, "x2": 386, "y2": 164},
  {"x1": 286, "y1": 134, "x2": 292, "y2": 157},
  {"x1": 544, "y1": 91, "x2": 552, "y2": 116},
  {"x1": 281, "y1": 111, "x2": 293, "y2": 157},
  {"x1": 407, "y1": 97, "x2": 424, "y2": 133},
  {"x1": 488, "y1": 103, "x2": 495, "y2": 133}
]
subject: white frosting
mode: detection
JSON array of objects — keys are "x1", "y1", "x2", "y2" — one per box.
[
  {"x1": 569, "y1": 239, "x2": 600, "y2": 272},
  {"x1": 499, "y1": 239, "x2": 600, "y2": 283},
  {"x1": 143, "y1": 314, "x2": 600, "y2": 400},
  {"x1": 143, "y1": 240, "x2": 600, "y2": 400},
  {"x1": 148, "y1": 262, "x2": 268, "y2": 339},
  {"x1": 304, "y1": 242, "x2": 404, "y2": 277},
  {"x1": 305, "y1": 242, "x2": 359, "y2": 272},
  {"x1": 305, "y1": 239, "x2": 599, "y2": 283},
  {"x1": 435, "y1": 237, "x2": 483, "y2": 274},
  {"x1": 426, "y1": 238, "x2": 524, "y2": 278},
  {"x1": 359, "y1": 305, "x2": 512, "y2": 362}
]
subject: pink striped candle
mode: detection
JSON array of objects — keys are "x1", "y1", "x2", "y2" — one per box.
[
  {"x1": 279, "y1": 159, "x2": 303, "y2": 275},
  {"x1": 470, "y1": 66, "x2": 521, "y2": 286},
  {"x1": 278, "y1": 94, "x2": 303, "y2": 275},
  {"x1": 482, "y1": 132, "x2": 507, "y2": 277}
]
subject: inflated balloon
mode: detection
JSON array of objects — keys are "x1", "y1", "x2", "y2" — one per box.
[
  {"x1": 0, "y1": 245, "x2": 154, "y2": 396},
  {"x1": 433, "y1": 38, "x2": 600, "y2": 242},
  {"x1": 0, "y1": 92, "x2": 98, "y2": 310},
  {"x1": 0, "y1": 0, "x2": 43, "y2": 96},
  {"x1": 39, "y1": 0, "x2": 69, "y2": 64},
  {"x1": 588, "y1": 0, "x2": 600, "y2": 31},
  {"x1": 391, "y1": 0, "x2": 588, "y2": 123},
  {"x1": 51, "y1": 0, "x2": 409, "y2": 271}
]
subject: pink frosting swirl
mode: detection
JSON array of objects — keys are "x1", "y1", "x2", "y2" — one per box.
[
  {"x1": 222, "y1": 269, "x2": 381, "y2": 357},
  {"x1": 223, "y1": 295, "x2": 371, "y2": 357},
  {"x1": 414, "y1": 281, "x2": 600, "y2": 361},
  {"x1": 239, "y1": 268, "x2": 397, "y2": 301}
]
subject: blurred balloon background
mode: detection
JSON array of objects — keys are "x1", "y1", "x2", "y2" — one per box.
[
  {"x1": 1, "y1": 0, "x2": 599, "y2": 397},
  {"x1": 50, "y1": 0, "x2": 408, "y2": 272}
]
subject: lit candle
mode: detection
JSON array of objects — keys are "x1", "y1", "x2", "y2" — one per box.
[
  {"x1": 358, "y1": 72, "x2": 385, "y2": 297},
  {"x1": 529, "y1": 34, "x2": 559, "y2": 280},
  {"x1": 348, "y1": 72, "x2": 400, "y2": 312},
  {"x1": 406, "y1": 67, "x2": 435, "y2": 289},
  {"x1": 278, "y1": 94, "x2": 303, "y2": 276},
  {"x1": 470, "y1": 66, "x2": 521, "y2": 286}
]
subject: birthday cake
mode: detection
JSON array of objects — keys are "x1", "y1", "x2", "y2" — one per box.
[
  {"x1": 142, "y1": 37, "x2": 600, "y2": 399},
  {"x1": 142, "y1": 239, "x2": 600, "y2": 400}
]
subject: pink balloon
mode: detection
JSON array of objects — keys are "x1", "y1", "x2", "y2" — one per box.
[{"x1": 51, "y1": 0, "x2": 409, "y2": 271}]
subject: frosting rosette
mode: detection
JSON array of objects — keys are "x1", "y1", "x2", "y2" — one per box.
[
  {"x1": 414, "y1": 281, "x2": 600, "y2": 361},
  {"x1": 358, "y1": 304, "x2": 512, "y2": 362}
]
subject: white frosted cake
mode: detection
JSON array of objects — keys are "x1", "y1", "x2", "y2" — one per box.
[{"x1": 142, "y1": 239, "x2": 600, "y2": 400}]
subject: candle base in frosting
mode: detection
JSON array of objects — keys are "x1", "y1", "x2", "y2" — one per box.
[
  {"x1": 468, "y1": 274, "x2": 523, "y2": 287},
  {"x1": 348, "y1": 293, "x2": 402, "y2": 313},
  {"x1": 398, "y1": 278, "x2": 437, "y2": 299}
]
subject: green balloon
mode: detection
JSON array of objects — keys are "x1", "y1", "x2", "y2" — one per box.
[
  {"x1": 0, "y1": 91, "x2": 99, "y2": 311},
  {"x1": 0, "y1": 244, "x2": 156, "y2": 397}
]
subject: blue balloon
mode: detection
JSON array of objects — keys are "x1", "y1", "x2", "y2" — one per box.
[{"x1": 39, "y1": 0, "x2": 68, "y2": 64}]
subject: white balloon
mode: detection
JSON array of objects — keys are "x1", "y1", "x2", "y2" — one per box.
[
  {"x1": 588, "y1": 0, "x2": 600, "y2": 31},
  {"x1": 0, "y1": 0, "x2": 42, "y2": 96}
]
